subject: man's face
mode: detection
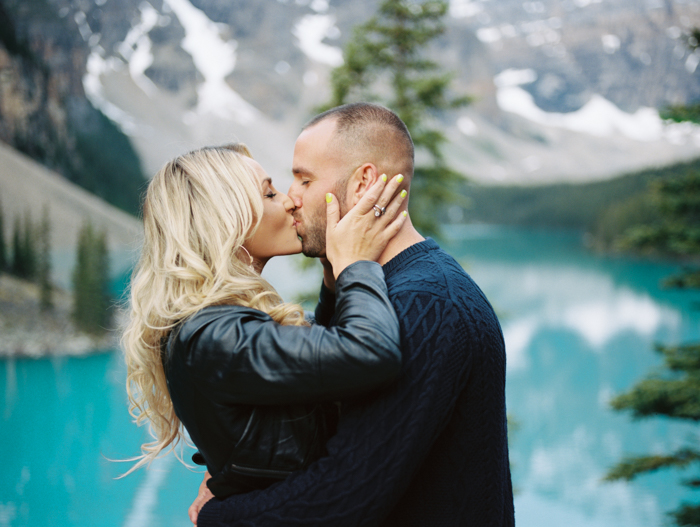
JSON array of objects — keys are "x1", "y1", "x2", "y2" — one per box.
[{"x1": 289, "y1": 119, "x2": 350, "y2": 257}]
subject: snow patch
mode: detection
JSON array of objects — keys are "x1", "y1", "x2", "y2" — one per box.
[
  {"x1": 83, "y1": 51, "x2": 142, "y2": 135},
  {"x1": 601, "y1": 34, "x2": 620, "y2": 54},
  {"x1": 310, "y1": 0, "x2": 329, "y2": 12},
  {"x1": 164, "y1": 0, "x2": 258, "y2": 124},
  {"x1": 495, "y1": 73, "x2": 700, "y2": 144},
  {"x1": 476, "y1": 27, "x2": 501, "y2": 43},
  {"x1": 457, "y1": 116, "x2": 478, "y2": 136},
  {"x1": 494, "y1": 68, "x2": 537, "y2": 88},
  {"x1": 74, "y1": 11, "x2": 93, "y2": 41},
  {"x1": 293, "y1": 15, "x2": 344, "y2": 67},
  {"x1": 449, "y1": 0, "x2": 483, "y2": 18},
  {"x1": 118, "y1": 2, "x2": 160, "y2": 96},
  {"x1": 686, "y1": 50, "x2": 700, "y2": 73}
]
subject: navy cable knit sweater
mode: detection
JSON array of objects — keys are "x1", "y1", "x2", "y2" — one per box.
[{"x1": 197, "y1": 239, "x2": 514, "y2": 526}]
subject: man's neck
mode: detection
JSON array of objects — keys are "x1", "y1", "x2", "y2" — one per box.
[{"x1": 377, "y1": 218, "x2": 425, "y2": 267}]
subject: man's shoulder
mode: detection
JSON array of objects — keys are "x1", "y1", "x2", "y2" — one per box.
[
  {"x1": 385, "y1": 241, "x2": 475, "y2": 301},
  {"x1": 385, "y1": 242, "x2": 500, "y2": 334}
]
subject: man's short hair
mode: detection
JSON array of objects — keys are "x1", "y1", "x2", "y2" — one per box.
[{"x1": 304, "y1": 103, "x2": 415, "y2": 178}]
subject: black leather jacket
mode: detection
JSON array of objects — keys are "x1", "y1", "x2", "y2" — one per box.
[{"x1": 162, "y1": 261, "x2": 401, "y2": 497}]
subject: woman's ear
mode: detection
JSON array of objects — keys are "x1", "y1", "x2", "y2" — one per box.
[{"x1": 349, "y1": 164, "x2": 379, "y2": 207}]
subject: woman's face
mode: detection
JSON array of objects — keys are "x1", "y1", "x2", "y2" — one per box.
[{"x1": 243, "y1": 157, "x2": 302, "y2": 267}]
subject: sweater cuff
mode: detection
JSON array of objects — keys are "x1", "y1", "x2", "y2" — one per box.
[
  {"x1": 313, "y1": 279, "x2": 336, "y2": 327},
  {"x1": 196, "y1": 499, "x2": 221, "y2": 526}
]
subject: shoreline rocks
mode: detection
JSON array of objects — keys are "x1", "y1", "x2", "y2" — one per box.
[{"x1": 0, "y1": 273, "x2": 121, "y2": 359}]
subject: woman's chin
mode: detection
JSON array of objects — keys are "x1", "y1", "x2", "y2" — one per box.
[{"x1": 271, "y1": 242, "x2": 303, "y2": 258}]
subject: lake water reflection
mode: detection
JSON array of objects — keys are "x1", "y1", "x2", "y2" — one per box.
[
  {"x1": 1, "y1": 226, "x2": 698, "y2": 526},
  {"x1": 444, "y1": 225, "x2": 700, "y2": 527}
]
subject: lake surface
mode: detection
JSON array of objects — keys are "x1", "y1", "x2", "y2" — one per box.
[{"x1": 2, "y1": 226, "x2": 699, "y2": 526}]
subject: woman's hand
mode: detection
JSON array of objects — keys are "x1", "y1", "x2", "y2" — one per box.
[
  {"x1": 326, "y1": 174, "x2": 408, "y2": 279},
  {"x1": 188, "y1": 471, "x2": 213, "y2": 525}
]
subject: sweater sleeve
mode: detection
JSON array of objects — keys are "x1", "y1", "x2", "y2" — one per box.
[{"x1": 196, "y1": 291, "x2": 475, "y2": 527}]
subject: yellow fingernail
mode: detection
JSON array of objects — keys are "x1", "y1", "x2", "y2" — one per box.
[
  {"x1": 381, "y1": 174, "x2": 387, "y2": 182},
  {"x1": 397, "y1": 174, "x2": 404, "y2": 183},
  {"x1": 326, "y1": 193, "x2": 333, "y2": 203},
  {"x1": 400, "y1": 190, "x2": 407, "y2": 198},
  {"x1": 402, "y1": 210, "x2": 408, "y2": 217}
]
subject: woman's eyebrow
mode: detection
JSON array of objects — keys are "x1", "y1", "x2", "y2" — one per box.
[{"x1": 262, "y1": 177, "x2": 272, "y2": 186}]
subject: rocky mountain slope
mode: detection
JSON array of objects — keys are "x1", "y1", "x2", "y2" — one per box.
[
  {"x1": 2, "y1": 0, "x2": 700, "y2": 190},
  {"x1": 0, "y1": 0, "x2": 146, "y2": 213}
]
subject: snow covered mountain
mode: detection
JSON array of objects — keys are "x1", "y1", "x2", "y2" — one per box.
[{"x1": 4, "y1": 0, "x2": 700, "y2": 186}]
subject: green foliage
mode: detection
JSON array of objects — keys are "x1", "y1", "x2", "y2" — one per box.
[
  {"x1": 606, "y1": 344, "x2": 700, "y2": 525},
  {"x1": 605, "y1": 448, "x2": 700, "y2": 482},
  {"x1": 71, "y1": 111, "x2": 146, "y2": 215},
  {"x1": 617, "y1": 171, "x2": 700, "y2": 257},
  {"x1": 72, "y1": 222, "x2": 111, "y2": 335},
  {"x1": 605, "y1": 32, "x2": 700, "y2": 524},
  {"x1": 673, "y1": 503, "x2": 700, "y2": 527},
  {"x1": 459, "y1": 157, "x2": 700, "y2": 237},
  {"x1": 38, "y1": 205, "x2": 52, "y2": 310},
  {"x1": 662, "y1": 104, "x2": 700, "y2": 125},
  {"x1": 10, "y1": 212, "x2": 37, "y2": 280},
  {"x1": 0, "y1": 199, "x2": 6, "y2": 271},
  {"x1": 592, "y1": 192, "x2": 661, "y2": 250},
  {"x1": 610, "y1": 343, "x2": 700, "y2": 421},
  {"x1": 320, "y1": 0, "x2": 470, "y2": 237}
]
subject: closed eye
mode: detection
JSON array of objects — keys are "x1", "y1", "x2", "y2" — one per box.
[{"x1": 265, "y1": 192, "x2": 277, "y2": 199}]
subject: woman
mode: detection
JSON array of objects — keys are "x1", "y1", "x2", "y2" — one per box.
[{"x1": 122, "y1": 144, "x2": 407, "y2": 497}]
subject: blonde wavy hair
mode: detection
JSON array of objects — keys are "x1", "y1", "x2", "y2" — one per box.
[{"x1": 122, "y1": 144, "x2": 307, "y2": 474}]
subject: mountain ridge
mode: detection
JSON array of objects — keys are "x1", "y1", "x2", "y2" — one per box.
[{"x1": 2, "y1": 0, "x2": 700, "y2": 191}]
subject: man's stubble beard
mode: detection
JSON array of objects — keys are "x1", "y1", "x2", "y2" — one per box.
[
  {"x1": 299, "y1": 178, "x2": 350, "y2": 258},
  {"x1": 299, "y1": 208, "x2": 327, "y2": 258}
]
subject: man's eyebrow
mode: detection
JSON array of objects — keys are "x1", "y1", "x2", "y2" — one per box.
[{"x1": 292, "y1": 167, "x2": 315, "y2": 177}]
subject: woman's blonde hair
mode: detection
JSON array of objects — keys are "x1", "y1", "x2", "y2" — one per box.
[{"x1": 121, "y1": 144, "x2": 307, "y2": 473}]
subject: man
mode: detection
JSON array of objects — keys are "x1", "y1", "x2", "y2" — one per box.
[{"x1": 192, "y1": 103, "x2": 514, "y2": 526}]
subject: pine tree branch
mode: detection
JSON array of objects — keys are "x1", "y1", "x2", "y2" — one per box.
[{"x1": 605, "y1": 448, "x2": 700, "y2": 481}]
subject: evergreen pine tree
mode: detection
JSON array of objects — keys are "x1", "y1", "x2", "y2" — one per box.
[
  {"x1": 320, "y1": 0, "x2": 470, "y2": 236},
  {"x1": 605, "y1": 29, "x2": 700, "y2": 527},
  {"x1": 22, "y1": 211, "x2": 36, "y2": 280},
  {"x1": 11, "y1": 215, "x2": 24, "y2": 278},
  {"x1": 0, "y1": 199, "x2": 6, "y2": 272},
  {"x1": 72, "y1": 222, "x2": 111, "y2": 334},
  {"x1": 95, "y1": 229, "x2": 111, "y2": 329},
  {"x1": 38, "y1": 205, "x2": 52, "y2": 310}
]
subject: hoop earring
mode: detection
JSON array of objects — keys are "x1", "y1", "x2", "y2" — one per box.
[{"x1": 240, "y1": 246, "x2": 255, "y2": 270}]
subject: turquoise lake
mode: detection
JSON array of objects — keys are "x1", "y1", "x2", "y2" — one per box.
[{"x1": 2, "y1": 226, "x2": 699, "y2": 526}]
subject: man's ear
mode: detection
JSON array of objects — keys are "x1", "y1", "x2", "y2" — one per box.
[{"x1": 348, "y1": 164, "x2": 379, "y2": 207}]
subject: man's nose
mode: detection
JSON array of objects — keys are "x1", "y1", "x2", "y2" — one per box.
[{"x1": 288, "y1": 184, "x2": 302, "y2": 209}]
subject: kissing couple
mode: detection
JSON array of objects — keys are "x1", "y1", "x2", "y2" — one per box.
[{"x1": 123, "y1": 102, "x2": 514, "y2": 526}]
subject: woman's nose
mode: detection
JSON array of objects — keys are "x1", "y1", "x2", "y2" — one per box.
[{"x1": 282, "y1": 192, "x2": 295, "y2": 212}]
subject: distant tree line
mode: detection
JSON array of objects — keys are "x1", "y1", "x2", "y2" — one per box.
[{"x1": 0, "y1": 200, "x2": 112, "y2": 335}]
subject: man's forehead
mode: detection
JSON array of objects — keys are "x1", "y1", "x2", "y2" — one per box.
[{"x1": 293, "y1": 119, "x2": 345, "y2": 176}]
